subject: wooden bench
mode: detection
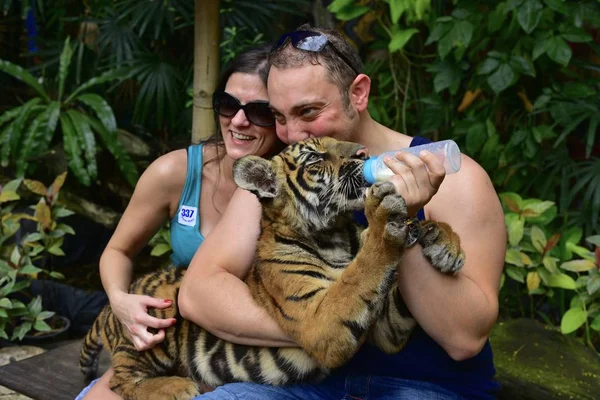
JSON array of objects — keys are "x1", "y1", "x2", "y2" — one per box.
[{"x1": 0, "y1": 339, "x2": 109, "y2": 400}]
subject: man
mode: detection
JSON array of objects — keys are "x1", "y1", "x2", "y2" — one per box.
[{"x1": 180, "y1": 25, "x2": 506, "y2": 399}]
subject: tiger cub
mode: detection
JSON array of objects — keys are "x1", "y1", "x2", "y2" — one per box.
[{"x1": 80, "y1": 137, "x2": 464, "y2": 400}]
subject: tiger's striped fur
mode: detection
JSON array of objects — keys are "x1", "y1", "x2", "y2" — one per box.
[{"x1": 80, "y1": 137, "x2": 464, "y2": 400}]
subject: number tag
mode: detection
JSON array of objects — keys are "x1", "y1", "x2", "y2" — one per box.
[{"x1": 178, "y1": 205, "x2": 198, "y2": 227}]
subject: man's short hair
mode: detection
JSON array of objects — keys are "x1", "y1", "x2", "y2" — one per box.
[{"x1": 269, "y1": 24, "x2": 364, "y2": 107}]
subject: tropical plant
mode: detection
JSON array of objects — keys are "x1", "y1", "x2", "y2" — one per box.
[
  {"x1": 0, "y1": 37, "x2": 138, "y2": 186},
  {"x1": 0, "y1": 174, "x2": 74, "y2": 341},
  {"x1": 500, "y1": 192, "x2": 600, "y2": 351},
  {"x1": 327, "y1": 0, "x2": 600, "y2": 233},
  {"x1": 148, "y1": 222, "x2": 172, "y2": 267}
]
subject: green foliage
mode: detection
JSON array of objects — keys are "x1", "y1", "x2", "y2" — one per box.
[
  {"x1": 148, "y1": 222, "x2": 172, "y2": 266},
  {"x1": 329, "y1": 0, "x2": 600, "y2": 235},
  {"x1": 500, "y1": 193, "x2": 600, "y2": 350},
  {"x1": 0, "y1": 38, "x2": 138, "y2": 186},
  {"x1": 0, "y1": 173, "x2": 74, "y2": 341}
]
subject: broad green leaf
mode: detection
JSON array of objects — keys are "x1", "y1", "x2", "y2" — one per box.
[
  {"x1": 560, "y1": 260, "x2": 596, "y2": 272},
  {"x1": 488, "y1": 3, "x2": 508, "y2": 33},
  {"x1": 546, "y1": 36, "x2": 572, "y2": 66},
  {"x1": 425, "y1": 21, "x2": 452, "y2": 45},
  {"x1": 509, "y1": 56, "x2": 535, "y2": 77},
  {"x1": 505, "y1": 266, "x2": 525, "y2": 283},
  {"x1": 57, "y1": 37, "x2": 73, "y2": 102},
  {"x1": 466, "y1": 122, "x2": 487, "y2": 154},
  {"x1": 530, "y1": 225, "x2": 546, "y2": 253},
  {"x1": 56, "y1": 223, "x2": 75, "y2": 235},
  {"x1": 389, "y1": 0, "x2": 409, "y2": 23},
  {"x1": 543, "y1": 256, "x2": 560, "y2": 274},
  {"x1": 477, "y1": 58, "x2": 500, "y2": 75},
  {"x1": 517, "y1": 0, "x2": 543, "y2": 34},
  {"x1": 0, "y1": 60, "x2": 50, "y2": 102},
  {"x1": 11, "y1": 322, "x2": 32, "y2": 341},
  {"x1": 569, "y1": 244, "x2": 595, "y2": 261},
  {"x1": 328, "y1": 4, "x2": 369, "y2": 21},
  {"x1": 326, "y1": 0, "x2": 354, "y2": 13},
  {"x1": 60, "y1": 113, "x2": 91, "y2": 186},
  {"x1": 560, "y1": 307, "x2": 587, "y2": 334},
  {"x1": 151, "y1": 243, "x2": 172, "y2": 256},
  {"x1": 48, "y1": 244, "x2": 65, "y2": 256},
  {"x1": 389, "y1": 29, "x2": 419, "y2": 53},
  {"x1": 591, "y1": 315, "x2": 600, "y2": 331},
  {"x1": 19, "y1": 264, "x2": 42, "y2": 276},
  {"x1": 505, "y1": 214, "x2": 525, "y2": 247},
  {"x1": 586, "y1": 235, "x2": 600, "y2": 248},
  {"x1": 547, "y1": 273, "x2": 577, "y2": 290},
  {"x1": 532, "y1": 36, "x2": 551, "y2": 60},
  {"x1": 561, "y1": 31, "x2": 593, "y2": 43},
  {"x1": 18, "y1": 102, "x2": 60, "y2": 174},
  {"x1": 53, "y1": 208, "x2": 75, "y2": 218},
  {"x1": 66, "y1": 110, "x2": 97, "y2": 180},
  {"x1": 36, "y1": 311, "x2": 55, "y2": 321},
  {"x1": 543, "y1": 0, "x2": 568, "y2": 14},
  {"x1": 586, "y1": 275, "x2": 600, "y2": 295},
  {"x1": 76, "y1": 93, "x2": 117, "y2": 135},
  {"x1": 487, "y1": 63, "x2": 515, "y2": 94},
  {"x1": 0, "y1": 298, "x2": 11, "y2": 308},
  {"x1": 505, "y1": 248, "x2": 524, "y2": 266},
  {"x1": 33, "y1": 319, "x2": 51, "y2": 332}
]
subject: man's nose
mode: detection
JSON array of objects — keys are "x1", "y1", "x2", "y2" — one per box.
[{"x1": 286, "y1": 121, "x2": 311, "y2": 143}]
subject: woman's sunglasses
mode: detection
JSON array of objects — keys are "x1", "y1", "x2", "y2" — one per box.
[
  {"x1": 212, "y1": 91, "x2": 275, "y2": 127},
  {"x1": 272, "y1": 30, "x2": 360, "y2": 76}
]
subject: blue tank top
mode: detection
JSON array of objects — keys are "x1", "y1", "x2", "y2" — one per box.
[
  {"x1": 170, "y1": 144, "x2": 206, "y2": 267},
  {"x1": 341, "y1": 137, "x2": 499, "y2": 399}
]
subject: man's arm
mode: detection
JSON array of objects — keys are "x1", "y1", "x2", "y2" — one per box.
[
  {"x1": 178, "y1": 188, "x2": 296, "y2": 347},
  {"x1": 396, "y1": 156, "x2": 505, "y2": 361}
]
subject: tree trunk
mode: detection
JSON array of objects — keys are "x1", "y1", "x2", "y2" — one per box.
[{"x1": 192, "y1": 0, "x2": 220, "y2": 144}]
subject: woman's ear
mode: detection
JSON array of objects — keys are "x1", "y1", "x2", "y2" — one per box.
[
  {"x1": 233, "y1": 156, "x2": 278, "y2": 198},
  {"x1": 350, "y1": 74, "x2": 371, "y2": 113}
]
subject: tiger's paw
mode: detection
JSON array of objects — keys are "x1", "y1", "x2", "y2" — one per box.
[
  {"x1": 365, "y1": 182, "x2": 408, "y2": 247},
  {"x1": 419, "y1": 221, "x2": 464, "y2": 274}
]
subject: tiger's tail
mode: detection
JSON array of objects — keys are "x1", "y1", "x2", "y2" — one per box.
[{"x1": 79, "y1": 307, "x2": 107, "y2": 380}]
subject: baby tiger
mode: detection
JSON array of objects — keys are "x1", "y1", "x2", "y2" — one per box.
[{"x1": 80, "y1": 137, "x2": 464, "y2": 400}]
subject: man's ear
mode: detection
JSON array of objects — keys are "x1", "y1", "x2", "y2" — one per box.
[
  {"x1": 233, "y1": 156, "x2": 278, "y2": 198},
  {"x1": 350, "y1": 74, "x2": 371, "y2": 113}
]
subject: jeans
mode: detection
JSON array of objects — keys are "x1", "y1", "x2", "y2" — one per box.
[
  {"x1": 75, "y1": 375, "x2": 462, "y2": 400},
  {"x1": 196, "y1": 375, "x2": 463, "y2": 400}
]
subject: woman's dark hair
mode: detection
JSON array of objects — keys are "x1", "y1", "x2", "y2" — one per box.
[{"x1": 212, "y1": 43, "x2": 272, "y2": 140}]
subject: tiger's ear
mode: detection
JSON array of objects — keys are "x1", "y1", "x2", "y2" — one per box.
[{"x1": 233, "y1": 156, "x2": 279, "y2": 199}]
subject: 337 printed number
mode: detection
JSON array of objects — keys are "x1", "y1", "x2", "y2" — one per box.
[{"x1": 181, "y1": 209, "x2": 195, "y2": 218}]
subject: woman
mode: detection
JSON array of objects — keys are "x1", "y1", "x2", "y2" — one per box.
[{"x1": 76, "y1": 42, "x2": 283, "y2": 400}]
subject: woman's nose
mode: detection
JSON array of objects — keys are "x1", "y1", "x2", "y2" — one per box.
[{"x1": 230, "y1": 109, "x2": 250, "y2": 127}]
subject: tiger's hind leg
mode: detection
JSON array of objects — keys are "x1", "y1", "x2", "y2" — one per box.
[
  {"x1": 109, "y1": 350, "x2": 199, "y2": 400},
  {"x1": 418, "y1": 220, "x2": 464, "y2": 274}
]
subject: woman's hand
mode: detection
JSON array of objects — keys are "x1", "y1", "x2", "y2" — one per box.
[
  {"x1": 109, "y1": 291, "x2": 176, "y2": 351},
  {"x1": 383, "y1": 150, "x2": 446, "y2": 216}
]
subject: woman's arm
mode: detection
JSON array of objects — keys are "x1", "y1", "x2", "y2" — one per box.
[
  {"x1": 100, "y1": 150, "x2": 186, "y2": 350},
  {"x1": 179, "y1": 188, "x2": 296, "y2": 347}
]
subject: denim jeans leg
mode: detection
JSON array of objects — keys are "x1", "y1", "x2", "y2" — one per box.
[
  {"x1": 367, "y1": 376, "x2": 464, "y2": 400},
  {"x1": 195, "y1": 379, "x2": 342, "y2": 400}
]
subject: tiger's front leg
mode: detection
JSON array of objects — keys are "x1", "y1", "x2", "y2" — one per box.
[{"x1": 297, "y1": 181, "x2": 408, "y2": 369}]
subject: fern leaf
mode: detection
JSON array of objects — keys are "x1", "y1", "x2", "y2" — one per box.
[
  {"x1": 66, "y1": 109, "x2": 97, "y2": 181},
  {"x1": 60, "y1": 113, "x2": 90, "y2": 186},
  {"x1": 87, "y1": 116, "x2": 138, "y2": 186},
  {"x1": 57, "y1": 37, "x2": 73, "y2": 102},
  {"x1": 0, "y1": 60, "x2": 50, "y2": 102},
  {"x1": 1, "y1": 98, "x2": 42, "y2": 167},
  {"x1": 64, "y1": 68, "x2": 130, "y2": 105},
  {"x1": 76, "y1": 93, "x2": 117, "y2": 134}
]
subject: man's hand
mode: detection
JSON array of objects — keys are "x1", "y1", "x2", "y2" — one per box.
[
  {"x1": 383, "y1": 150, "x2": 446, "y2": 216},
  {"x1": 109, "y1": 291, "x2": 176, "y2": 351}
]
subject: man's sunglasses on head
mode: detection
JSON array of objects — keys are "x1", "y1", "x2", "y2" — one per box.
[
  {"x1": 212, "y1": 91, "x2": 275, "y2": 127},
  {"x1": 272, "y1": 30, "x2": 360, "y2": 76}
]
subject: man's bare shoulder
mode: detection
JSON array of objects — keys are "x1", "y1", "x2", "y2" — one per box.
[{"x1": 427, "y1": 154, "x2": 500, "y2": 222}]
